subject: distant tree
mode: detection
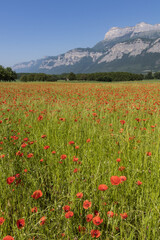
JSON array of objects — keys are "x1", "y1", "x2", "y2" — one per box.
[
  {"x1": 68, "y1": 72, "x2": 76, "y2": 81},
  {"x1": 0, "y1": 65, "x2": 17, "y2": 81},
  {"x1": 145, "y1": 71, "x2": 154, "y2": 79},
  {"x1": 154, "y1": 72, "x2": 160, "y2": 79}
]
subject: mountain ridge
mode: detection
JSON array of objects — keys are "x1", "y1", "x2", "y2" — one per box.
[{"x1": 13, "y1": 22, "x2": 160, "y2": 74}]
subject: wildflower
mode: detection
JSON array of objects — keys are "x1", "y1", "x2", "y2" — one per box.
[
  {"x1": 31, "y1": 207, "x2": 38, "y2": 213},
  {"x1": 83, "y1": 200, "x2": 92, "y2": 209},
  {"x1": 86, "y1": 214, "x2": 93, "y2": 222},
  {"x1": 41, "y1": 135, "x2": 47, "y2": 138},
  {"x1": 116, "y1": 158, "x2": 121, "y2": 162},
  {"x1": 31, "y1": 190, "x2": 43, "y2": 199},
  {"x1": 136, "y1": 181, "x2": 142, "y2": 185},
  {"x1": 44, "y1": 145, "x2": 50, "y2": 149},
  {"x1": 38, "y1": 115, "x2": 43, "y2": 121},
  {"x1": 7, "y1": 176, "x2": 15, "y2": 185},
  {"x1": 146, "y1": 152, "x2": 152, "y2": 156},
  {"x1": 120, "y1": 120, "x2": 126, "y2": 125},
  {"x1": 21, "y1": 143, "x2": 27, "y2": 148},
  {"x1": 65, "y1": 211, "x2": 74, "y2": 218},
  {"x1": 78, "y1": 225, "x2": 86, "y2": 233},
  {"x1": 0, "y1": 217, "x2": 5, "y2": 225},
  {"x1": 118, "y1": 166, "x2": 125, "y2": 171},
  {"x1": 52, "y1": 151, "x2": 56, "y2": 154},
  {"x1": 73, "y1": 156, "x2": 78, "y2": 162},
  {"x1": 120, "y1": 212, "x2": 128, "y2": 219},
  {"x1": 63, "y1": 205, "x2": 70, "y2": 212},
  {"x1": 107, "y1": 211, "x2": 114, "y2": 217},
  {"x1": 76, "y1": 192, "x2": 83, "y2": 198},
  {"x1": 40, "y1": 216, "x2": 47, "y2": 225},
  {"x1": 98, "y1": 184, "x2": 108, "y2": 191},
  {"x1": 24, "y1": 169, "x2": 27, "y2": 173},
  {"x1": 3, "y1": 236, "x2": 14, "y2": 240},
  {"x1": 90, "y1": 229, "x2": 101, "y2": 238},
  {"x1": 27, "y1": 153, "x2": 33, "y2": 158},
  {"x1": 17, "y1": 218, "x2": 25, "y2": 229},
  {"x1": 61, "y1": 154, "x2": 67, "y2": 160},
  {"x1": 86, "y1": 138, "x2": 91, "y2": 142},
  {"x1": 120, "y1": 176, "x2": 127, "y2": 182},
  {"x1": 110, "y1": 176, "x2": 121, "y2": 185},
  {"x1": 92, "y1": 215, "x2": 103, "y2": 225},
  {"x1": 75, "y1": 146, "x2": 79, "y2": 149},
  {"x1": 69, "y1": 141, "x2": 74, "y2": 145}
]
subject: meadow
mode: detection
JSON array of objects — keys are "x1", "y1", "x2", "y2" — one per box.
[{"x1": 0, "y1": 81, "x2": 160, "y2": 240}]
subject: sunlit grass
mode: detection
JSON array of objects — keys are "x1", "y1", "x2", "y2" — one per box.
[{"x1": 0, "y1": 81, "x2": 160, "y2": 239}]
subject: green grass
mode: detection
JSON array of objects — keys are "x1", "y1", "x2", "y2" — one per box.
[{"x1": 0, "y1": 81, "x2": 160, "y2": 239}]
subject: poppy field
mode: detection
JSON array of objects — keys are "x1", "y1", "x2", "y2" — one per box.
[{"x1": 1, "y1": 81, "x2": 160, "y2": 239}]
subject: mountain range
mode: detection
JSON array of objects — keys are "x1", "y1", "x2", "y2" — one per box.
[{"x1": 13, "y1": 22, "x2": 160, "y2": 74}]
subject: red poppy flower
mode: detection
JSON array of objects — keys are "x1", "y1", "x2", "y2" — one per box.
[
  {"x1": 120, "y1": 120, "x2": 126, "y2": 125},
  {"x1": 52, "y1": 151, "x2": 56, "y2": 154},
  {"x1": 83, "y1": 200, "x2": 92, "y2": 209},
  {"x1": 27, "y1": 153, "x2": 34, "y2": 158},
  {"x1": 17, "y1": 218, "x2": 25, "y2": 229},
  {"x1": 86, "y1": 138, "x2": 91, "y2": 142},
  {"x1": 3, "y1": 236, "x2": 14, "y2": 240},
  {"x1": 31, "y1": 190, "x2": 43, "y2": 199},
  {"x1": 136, "y1": 181, "x2": 142, "y2": 185},
  {"x1": 118, "y1": 166, "x2": 125, "y2": 171},
  {"x1": 0, "y1": 217, "x2": 5, "y2": 225},
  {"x1": 63, "y1": 205, "x2": 70, "y2": 212},
  {"x1": 69, "y1": 141, "x2": 75, "y2": 145},
  {"x1": 76, "y1": 192, "x2": 83, "y2": 198},
  {"x1": 78, "y1": 225, "x2": 86, "y2": 233},
  {"x1": 7, "y1": 176, "x2": 15, "y2": 185},
  {"x1": 98, "y1": 184, "x2": 108, "y2": 191},
  {"x1": 40, "y1": 216, "x2": 47, "y2": 225},
  {"x1": 41, "y1": 135, "x2": 47, "y2": 138},
  {"x1": 73, "y1": 156, "x2": 78, "y2": 162},
  {"x1": 90, "y1": 229, "x2": 101, "y2": 238},
  {"x1": 44, "y1": 145, "x2": 50, "y2": 149},
  {"x1": 61, "y1": 154, "x2": 67, "y2": 160},
  {"x1": 120, "y1": 176, "x2": 127, "y2": 182},
  {"x1": 120, "y1": 212, "x2": 128, "y2": 219},
  {"x1": 86, "y1": 214, "x2": 93, "y2": 222},
  {"x1": 21, "y1": 143, "x2": 27, "y2": 148},
  {"x1": 92, "y1": 215, "x2": 103, "y2": 225},
  {"x1": 65, "y1": 211, "x2": 74, "y2": 218},
  {"x1": 146, "y1": 152, "x2": 152, "y2": 156},
  {"x1": 38, "y1": 115, "x2": 43, "y2": 121},
  {"x1": 116, "y1": 158, "x2": 121, "y2": 162},
  {"x1": 75, "y1": 146, "x2": 79, "y2": 149},
  {"x1": 31, "y1": 207, "x2": 38, "y2": 213},
  {"x1": 24, "y1": 169, "x2": 27, "y2": 173},
  {"x1": 110, "y1": 176, "x2": 121, "y2": 185},
  {"x1": 107, "y1": 211, "x2": 114, "y2": 217}
]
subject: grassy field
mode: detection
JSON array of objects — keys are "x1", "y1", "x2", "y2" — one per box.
[{"x1": 0, "y1": 81, "x2": 160, "y2": 240}]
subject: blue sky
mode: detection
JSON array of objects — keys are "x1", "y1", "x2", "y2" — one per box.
[{"x1": 1, "y1": 0, "x2": 160, "y2": 67}]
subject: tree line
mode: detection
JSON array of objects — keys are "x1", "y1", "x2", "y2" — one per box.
[
  {"x1": 17, "y1": 72, "x2": 144, "y2": 82},
  {"x1": 1, "y1": 66, "x2": 160, "y2": 82},
  {"x1": 0, "y1": 65, "x2": 17, "y2": 81}
]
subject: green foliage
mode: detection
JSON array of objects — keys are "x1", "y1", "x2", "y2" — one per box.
[
  {"x1": 19, "y1": 73, "x2": 58, "y2": 82},
  {"x1": 68, "y1": 72, "x2": 76, "y2": 81},
  {"x1": 154, "y1": 72, "x2": 160, "y2": 79},
  {"x1": 0, "y1": 65, "x2": 17, "y2": 81},
  {"x1": 144, "y1": 71, "x2": 154, "y2": 79}
]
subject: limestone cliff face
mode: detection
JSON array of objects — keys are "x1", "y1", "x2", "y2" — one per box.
[{"x1": 13, "y1": 22, "x2": 160, "y2": 74}]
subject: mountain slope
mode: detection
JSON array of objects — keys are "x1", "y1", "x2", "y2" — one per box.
[{"x1": 13, "y1": 22, "x2": 160, "y2": 74}]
